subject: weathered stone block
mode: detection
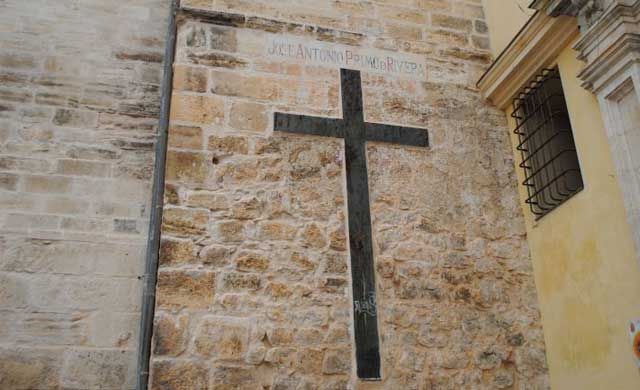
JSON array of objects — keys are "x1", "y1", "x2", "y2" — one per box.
[
  {"x1": 61, "y1": 349, "x2": 133, "y2": 389},
  {"x1": 168, "y1": 125, "x2": 203, "y2": 149},
  {"x1": 56, "y1": 159, "x2": 111, "y2": 177},
  {"x1": 222, "y1": 272, "x2": 261, "y2": 291},
  {"x1": 229, "y1": 101, "x2": 269, "y2": 133},
  {"x1": 162, "y1": 207, "x2": 209, "y2": 235},
  {"x1": 151, "y1": 360, "x2": 208, "y2": 390},
  {"x1": 329, "y1": 227, "x2": 347, "y2": 251},
  {"x1": 194, "y1": 316, "x2": 249, "y2": 359},
  {"x1": 265, "y1": 282, "x2": 292, "y2": 299},
  {"x1": 4, "y1": 213, "x2": 61, "y2": 231},
  {"x1": 199, "y1": 244, "x2": 235, "y2": 267},
  {"x1": 0, "y1": 172, "x2": 18, "y2": 190},
  {"x1": 165, "y1": 150, "x2": 208, "y2": 184},
  {"x1": 0, "y1": 347, "x2": 61, "y2": 389},
  {"x1": 88, "y1": 311, "x2": 140, "y2": 349},
  {"x1": 52, "y1": 109, "x2": 97, "y2": 128},
  {"x1": 210, "y1": 71, "x2": 279, "y2": 100},
  {"x1": 322, "y1": 348, "x2": 351, "y2": 374},
  {"x1": 210, "y1": 365, "x2": 258, "y2": 389},
  {"x1": 173, "y1": 65, "x2": 208, "y2": 93},
  {"x1": 209, "y1": 26, "x2": 238, "y2": 51},
  {"x1": 185, "y1": 191, "x2": 228, "y2": 210},
  {"x1": 257, "y1": 221, "x2": 297, "y2": 241},
  {"x1": 23, "y1": 175, "x2": 71, "y2": 194},
  {"x1": 156, "y1": 270, "x2": 215, "y2": 310},
  {"x1": 153, "y1": 314, "x2": 189, "y2": 356},
  {"x1": 231, "y1": 197, "x2": 262, "y2": 219},
  {"x1": 235, "y1": 251, "x2": 270, "y2": 272},
  {"x1": 208, "y1": 135, "x2": 249, "y2": 154},
  {"x1": 0, "y1": 311, "x2": 88, "y2": 346},
  {"x1": 169, "y1": 93, "x2": 224, "y2": 124},
  {"x1": 432, "y1": 14, "x2": 473, "y2": 32},
  {"x1": 302, "y1": 223, "x2": 328, "y2": 249},
  {"x1": 159, "y1": 237, "x2": 196, "y2": 266},
  {"x1": 215, "y1": 220, "x2": 246, "y2": 242}
]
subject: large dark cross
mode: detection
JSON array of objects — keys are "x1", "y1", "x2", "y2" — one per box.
[{"x1": 274, "y1": 69, "x2": 429, "y2": 380}]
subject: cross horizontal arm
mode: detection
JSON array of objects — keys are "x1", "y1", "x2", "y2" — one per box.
[
  {"x1": 274, "y1": 112, "x2": 345, "y2": 139},
  {"x1": 365, "y1": 123, "x2": 429, "y2": 148}
]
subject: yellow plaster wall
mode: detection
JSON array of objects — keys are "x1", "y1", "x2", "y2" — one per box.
[
  {"x1": 481, "y1": 0, "x2": 535, "y2": 56},
  {"x1": 506, "y1": 46, "x2": 640, "y2": 389}
]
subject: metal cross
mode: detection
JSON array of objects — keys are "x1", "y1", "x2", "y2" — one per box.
[{"x1": 274, "y1": 69, "x2": 429, "y2": 379}]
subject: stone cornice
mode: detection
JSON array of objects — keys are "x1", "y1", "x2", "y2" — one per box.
[
  {"x1": 477, "y1": 12, "x2": 579, "y2": 110},
  {"x1": 574, "y1": 0, "x2": 640, "y2": 92}
]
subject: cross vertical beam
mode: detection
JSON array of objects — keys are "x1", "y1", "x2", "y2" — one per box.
[
  {"x1": 274, "y1": 69, "x2": 428, "y2": 380},
  {"x1": 341, "y1": 70, "x2": 380, "y2": 379}
]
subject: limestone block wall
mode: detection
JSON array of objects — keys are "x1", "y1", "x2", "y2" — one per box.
[
  {"x1": 0, "y1": 0, "x2": 168, "y2": 388},
  {"x1": 152, "y1": 0, "x2": 549, "y2": 388}
]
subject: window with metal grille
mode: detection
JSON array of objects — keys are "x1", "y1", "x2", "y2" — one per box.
[{"x1": 512, "y1": 68, "x2": 583, "y2": 219}]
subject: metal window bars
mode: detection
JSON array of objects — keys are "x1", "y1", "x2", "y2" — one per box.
[{"x1": 512, "y1": 68, "x2": 584, "y2": 219}]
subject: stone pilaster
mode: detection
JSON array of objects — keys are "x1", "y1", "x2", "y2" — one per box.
[{"x1": 574, "y1": 0, "x2": 640, "y2": 265}]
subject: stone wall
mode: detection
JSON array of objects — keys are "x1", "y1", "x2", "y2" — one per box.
[
  {"x1": 0, "y1": 0, "x2": 168, "y2": 388},
  {"x1": 152, "y1": 0, "x2": 549, "y2": 389}
]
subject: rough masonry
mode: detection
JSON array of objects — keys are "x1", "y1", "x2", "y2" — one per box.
[
  {"x1": 0, "y1": 0, "x2": 168, "y2": 388},
  {"x1": 151, "y1": 0, "x2": 550, "y2": 389}
]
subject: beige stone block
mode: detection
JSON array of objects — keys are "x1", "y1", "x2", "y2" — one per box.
[
  {"x1": 168, "y1": 125, "x2": 203, "y2": 149},
  {"x1": 173, "y1": 65, "x2": 208, "y2": 92},
  {"x1": 207, "y1": 135, "x2": 249, "y2": 154},
  {"x1": 45, "y1": 196, "x2": 90, "y2": 215},
  {"x1": 302, "y1": 223, "x2": 327, "y2": 249},
  {"x1": 194, "y1": 316, "x2": 249, "y2": 359},
  {"x1": 291, "y1": 252, "x2": 317, "y2": 270},
  {"x1": 235, "y1": 251, "x2": 269, "y2": 272},
  {"x1": 322, "y1": 348, "x2": 351, "y2": 374},
  {"x1": 159, "y1": 237, "x2": 196, "y2": 267},
  {"x1": 27, "y1": 275, "x2": 141, "y2": 312},
  {"x1": 60, "y1": 217, "x2": 110, "y2": 232},
  {"x1": 61, "y1": 349, "x2": 133, "y2": 389},
  {"x1": 210, "y1": 365, "x2": 258, "y2": 389},
  {"x1": 221, "y1": 272, "x2": 261, "y2": 291},
  {"x1": 165, "y1": 150, "x2": 207, "y2": 184},
  {"x1": 169, "y1": 93, "x2": 224, "y2": 124},
  {"x1": 208, "y1": 26, "x2": 237, "y2": 52},
  {"x1": 297, "y1": 348, "x2": 324, "y2": 374},
  {"x1": 257, "y1": 221, "x2": 297, "y2": 241},
  {"x1": 199, "y1": 244, "x2": 235, "y2": 267},
  {"x1": 229, "y1": 101, "x2": 269, "y2": 133},
  {"x1": 0, "y1": 172, "x2": 18, "y2": 191},
  {"x1": 216, "y1": 160, "x2": 260, "y2": 183},
  {"x1": 0, "y1": 238, "x2": 92, "y2": 275},
  {"x1": 0, "y1": 347, "x2": 61, "y2": 389},
  {"x1": 231, "y1": 197, "x2": 262, "y2": 220},
  {"x1": 265, "y1": 282, "x2": 292, "y2": 299},
  {"x1": 52, "y1": 109, "x2": 98, "y2": 128},
  {"x1": 185, "y1": 190, "x2": 228, "y2": 210},
  {"x1": 56, "y1": 159, "x2": 111, "y2": 177},
  {"x1": 215, "y1": 220, "x2": 246, "y2": 242},
  {"x1": 329, "y1": 226, "x2": 347, "y2": 251},
  {"x1": 4, "y1": 213, "x2": 61, "y2": 231},
  {"x1": 153, "y1": 314, "x2": 189, "y2": 356},
  {"x1": 0, "y1": 273, "x2": 28, "y2": 309},
  {"x1": 88, "y1": 311, "x2": 140, "y2": 349},
  {"x1": 150, "y1": 360, "x2": 209, "y2": 390},
  {"x1": 162, "y1": 207, "x2": 209, "y2": 236},
  {"x1": 431, "y1": 14, "x2": 473, "y2": 32},
  {"x1": 156, "y1": 270, "x2": 215, "y2": 310},
  {"x1": 0, "y1": 53, "x2": 39, "y2": 70},
  {"x1": 210, "y1": 70, "x2": 279, "y2": 101},
  {"x1": 23, "y1": 175, "x2": 71, "y2": 194}
]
